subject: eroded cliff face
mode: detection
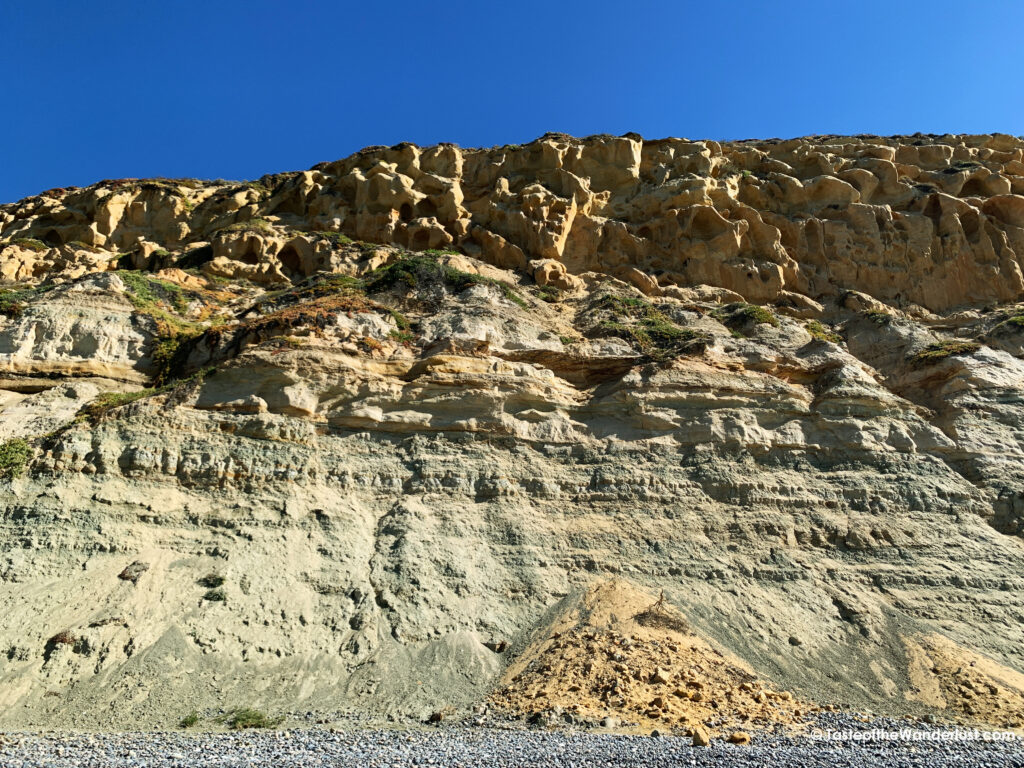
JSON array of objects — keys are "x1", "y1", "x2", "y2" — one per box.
[{"x1": 1, "y1": 132, "x2": 1024, "y2": 730}]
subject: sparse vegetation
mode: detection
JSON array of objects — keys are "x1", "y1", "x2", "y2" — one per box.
[
  {"x1": 359, "y1": 336, "x2": 383, "y2": 353},
  {"x1": 306, "y1": 231, "x2": 353, "y2": 247},
  {"x1": 805, "y1": 320, "x2": 842, "y2": 343},
  {"x1": 862, "y1": 309, "x2": 895, "y2": 325},
  {"x1": 77, "y1": 369, "x2": 213, "y2": 423},
  {"x1": 0, "y1": 438, "x2": 31, "y2": 480},
  {"x1": 149, "y1": 325, "x2": 204, "y2": 385},
  {"x1": 179, "y1": 711, "x2": 201, "y2": 728},
  {"x1": 592, "y1": 293, "x2": 708, "y2": 361},
  {"x1": 214, "y1": 708, "x2": 283, "y2": 730},
  {"x1": 911, "y1": 340, "x2": 981, "y2": 365},
  {"x1": 198, "y1": 574, "x2": 225, "y2": 588},
  {"x1": 245, "y1": 275, "x2": 373, "y2": 337},
  {"x1": 116, "y1": 270, "x2": 189, "y2": 314},
  {"x1": 388, "y1": 310, "x2": 410, "y2": 330},
  {"x1": 79, "y1": 389, "x2": 163, "y2": 422},
  {"x1": 114, "y1": 270, "x2": 209, "y2": 383},
  {"x1": 537, "y1": 285, "x2": 562, "y2": 303},
  {"x1": 203, "y1": 588, "x2": 227, "y2": 602},
  {"x1": 712, "y1": 302, "x2": 779, "y2": 332},
  {"x1": 221, "y1": 217, "x2": 275, "y2": 235},
  {"x1": 365, "y1": 254, "x2": 528, "y2": 308},
  {"x1": 992, "y1": 310, "x2": 1024, "y2": 334},
  {"x1": 0, "y1": 285, "x2": 51, "y2": 317},
  {"x1": 11, "y1": 237, "x2": 48, "y2": 252}
]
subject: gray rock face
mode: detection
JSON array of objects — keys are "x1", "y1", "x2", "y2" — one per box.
[{"x1": 2, "y1": 133, "x2": 1024, "y2": 730}]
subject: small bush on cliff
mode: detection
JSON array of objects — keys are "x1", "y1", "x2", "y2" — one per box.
[
  {"x1": 992, "y1": 311, "x2": 1024, "y2": 334},
  {"x1": 221, "y1": 217, "x2": 275, "y2": 235},
  {"x1": 11, "y1": 238, "x2": 48, "y2": 252},
  {"x1": 149, "y1": 323, "x2": 205, "y2": 385},
  {"x1": 115, "y1": 271, "x2": 208, "y2": 383},
  {"x1": 861, "y1": 309, "x2": 894, "y2": 325},
  {"x1": 245, "y1": 275, "x2": 372, "y2": 338},
  {"x1": 712, "y1": 302, "x2": 779, "y2": 333},
  {"x1": 117, "y1": 270, "x2": 189, "y2": 314},
  {"x1": 179, "y1": 711, "x2": 201, "y2": 728},
  {"x1": 215, "y1": 708, "x2": 283, "y2": 730},
  {"x1": 304, "y1": 231, "x2": 353, "y2": 247},
  {"x1": 537, "y1": 285, "x2": 562, "y2": 303},
  {"x1": 0, "y1": 286, "x2": 49, "y2": 317},
  {"x1": 0, "y1": 438, "x2": 30, "y2": 479},
  {"x1": 805, "y1": 320, "x2": 842, "y2": 343},
  {"x1": 79, "y1": 386, "x2": 180, "y2": 422},
  {"x1": 365, "y1": 254, "x2": 528, "y2": 308},
  {"x1": 911, "y1": 340, "x2": 981, "y2": 365},
  {"x1": 591, "y1": 293, "x2": 708, "y2": 361}
]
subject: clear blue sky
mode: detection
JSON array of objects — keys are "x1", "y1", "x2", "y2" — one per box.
[{"x1": 2, "y1": 0, "x2": 1022, "y2": 203}]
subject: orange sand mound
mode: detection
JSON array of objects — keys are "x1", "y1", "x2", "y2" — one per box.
[{"x1": 489, "y1": 580, "x2": 812, "y2": 736}]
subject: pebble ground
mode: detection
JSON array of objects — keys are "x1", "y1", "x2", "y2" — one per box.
[{"x1": 2, "y1": 716, "x2": 1023, "y2": 767}]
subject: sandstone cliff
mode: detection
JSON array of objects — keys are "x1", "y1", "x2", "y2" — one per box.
[{"x1": 1, "y1": 132, "x2": 1024, "y2": 731}]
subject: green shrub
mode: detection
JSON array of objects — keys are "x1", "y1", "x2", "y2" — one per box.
[
  {"x1": 0, "y1": 287, "x2": 43, "y2": 317},
  {"x1": 79, "y1": 389, "x2": 162, "y2": 422},
  {"x1": 537, "y1": 285, "x2": 562, "y2": 303},
  {"x1": 862, "y1": 309, "x2": 894, "y2": 325},
  {"x1": 220, "y1": 218, "x2": 275, "y2": 235},
  {"x1": 116, "y1": 270, "x2": 189, "y2": 314},
  {"x1": 11, "y1": 238, "x2": 48, "y2": 252},
  {"x1": 149, "y1": 326, "x2": 204, "y2": 386},
  {"x1": 911, "y1": 340, "x2": 980, "y2": 365},
  {"x1": 306, "y1": 231, "x2": 353, "y2": 246},
  {"x1": 244, "y1": 275, "x2": 373, "y2": 338},
  {"x1": 712, "y1": 302, "x2": 779, "y2": 331},
  {"x1": 203, "y1": 588, "x2": 227, "y2": 602},
  {"x1": 592, "y1": 293, "x2": 707, "y2": 361},
  {"x1": 114, "y1": 271, "x2": 207, "y2": 384},
  {"x1": 388, "y1": 310, "x2": 410, "y2": 330},
  {"x1": 992, "y1": 312, "x2": 1024, "y2": 334},
  {"x1": 198, "y1": 574, "x2": 225, "y2": 588},
  {"x1": 179, "y1": 711, "x2": 201, "y2": 728},
  {"x1": 0, "y1": 438, "x2": 31, "y2": 480},
  {"x1": 805, "y1": 320, "x2": 842, "y2": 343},
  {"x1": 365, "y1": 254, "x2": 528, "y2": 308},
  {"x1": 215, "y1": 708, "x2": 283, "y2": 730}
]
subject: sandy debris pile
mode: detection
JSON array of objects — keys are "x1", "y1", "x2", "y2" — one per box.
[
  {"x1": 490, "y1": 581, "x2": 809, "y2": 735},
  {"x1": 909, "y1": 636, "x2": 1024, "y2": 729}
]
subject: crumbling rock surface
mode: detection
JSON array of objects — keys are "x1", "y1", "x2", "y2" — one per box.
[{"x1": 1, "y1": 133, "x2": 1024, "y2": 731}]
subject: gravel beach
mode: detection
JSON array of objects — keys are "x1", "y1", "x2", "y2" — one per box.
[{"x1": 3, "y1": 717, "x2": 1023, "y2": 768}]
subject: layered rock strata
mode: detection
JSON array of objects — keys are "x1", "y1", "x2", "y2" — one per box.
[{"x1": 0, "y1": 133, "x2": 1023, "y2": 730}]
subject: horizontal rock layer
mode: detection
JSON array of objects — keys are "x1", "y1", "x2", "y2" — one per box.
[{"x1": 0, "y1": 133, "x2": 1023, "y2": 729}]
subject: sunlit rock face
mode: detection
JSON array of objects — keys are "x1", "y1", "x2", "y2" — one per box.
[{"x1": 1, "y1": 133, "x2": 1024, "y2": 730}]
